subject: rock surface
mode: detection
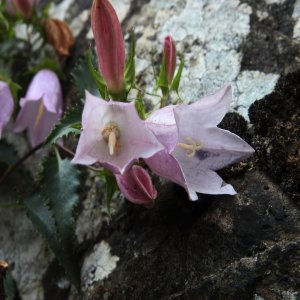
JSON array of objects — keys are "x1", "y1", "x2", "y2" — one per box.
[{"x1": 0, "y1": 0, "x2": 299, "y2": 299}]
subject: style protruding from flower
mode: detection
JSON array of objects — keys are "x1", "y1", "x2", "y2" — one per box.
[
  {"x1": 43, "y1": 18, "x2": 74, "y2": 57},
  {"x1": 91, "y1": 0, "x2": 125, "y2": 97},
  {"x1": 0, "y1": 81, "x2": 14, "y2": 139},
  {"x1": 162, "y1": 35, "x2": 177, "y2": 86},
  {"x1": 146, "y1": 85, "x2": 255, "y2": 199},
  {"x1": 116, "y1": 165, "x2": 157, "y2": 208},
  {"x1": 14, "y1": 69, "x2": 63, "y2": 147},
  {"x1": 5, "y1": 0, "x2": 38, "y2": 18},
  {"x1": 72, "y1": 92, "x2": 163, "y2": 174}
]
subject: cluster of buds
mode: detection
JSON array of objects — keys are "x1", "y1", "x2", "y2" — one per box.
[{"x1": 72, "y1": 0, "x2": 254, "y2": 208}]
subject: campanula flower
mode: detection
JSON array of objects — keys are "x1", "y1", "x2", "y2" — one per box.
[
  {"x1": 72, "y1": 92, "x2": 163, "y2": 174},
  {"x1": 14, "y1": 69, "x2": 63, "y2": 147},
  {"x1": 5, "y1": 0, "x2": 38, "y2": 18},
  {"x1": 91, "y1": 0, "x2": 125, "y2": 96},
  {"x1": 0, "y1": 81, "x2": 14, "y2": 138},
  {"x1": 146, "y1": 85, "x2": 254, "y2": 199},
  {"x1": 116, "y1": 165, "x2": 157, "y2": 208}
]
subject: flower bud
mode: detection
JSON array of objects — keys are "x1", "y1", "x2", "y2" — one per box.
[
  {"x1": 43, "y1": 19, "x2": 74, "y2": 57},
  {"x1": 5, "y1": 0, "x2": 38, "y2": 18},
  {"x1": 91, "y1": 0, "x2": 125, "y2": 96},
  {"x1": 0, "y1": 81, "x2": 14, "y2": 139},
  {"x1": 14, "y1": 69, "x2": 63, "y2": 147},
  {"x1": 116, "y1": 165, "x2": 157, "y2": 208},
  {"x1": 162, "y1": 36, "x2": 177, "y2": 85}
]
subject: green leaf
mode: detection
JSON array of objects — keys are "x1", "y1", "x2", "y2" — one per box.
[
  {"x1": 0, "y1": 10, "x2": 9, "y2": 31},
  {"x1": 135, "y1": 91, "x2": 147, "y2": 120},
  {"x1": 0, "y1": 74, "x2": 21, "y2": 100},
  {"x1": 124, "y1": 31, "x2": 135, "y2": 93},
  {"x1": 72, "y1": 55, "x2": 101, "y2": 99},
  {"x1": 22, "y1": 155, "x2": 81, "y2": 290},
  {"x1": 0, "y1": 140, "x2": 18, "y2": 166},
  {"x1": 87, "y1": 48, "x2": 107, "y2": 99},
  {"x1": 170, "y1": 55, "x2": 184, "y2": 94},
  {"x1": 45, "y1": 105, "x2": 82, "y2": 145},
  {"x1": 98, "y1": 169, "x2": 118, "y2": 215},
  {"x1": 3, "y1": 271, "x2": 18, "y2": 300},
  {"x1": 28, "y1": 58, "x2": 63, "y2": 79}
]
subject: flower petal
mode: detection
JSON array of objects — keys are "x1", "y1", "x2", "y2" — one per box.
[{"x1": 0, "y1": 81, "x2": 14, "y2": 138}]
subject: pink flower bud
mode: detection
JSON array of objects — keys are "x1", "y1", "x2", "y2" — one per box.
[
  {"x1": 116, "y1": 165, "x2": 158, "y2": 208},
  {"x1": 91, "y1": 0, "x2": 125, "y2": 96},
  {"x1": 163, "y1": 36, "x2": 177, "y2": 85},
  {"x1": 14, "y1": 70, "x2": 63, "y2": 147},
  {"x1": 0, "y1": 81, "x2": 14, "y2": 139},
  {"x1": 5, "y1": 0, "x2": 38, "y2": 18}
]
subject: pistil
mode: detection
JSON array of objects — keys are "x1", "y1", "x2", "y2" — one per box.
[
  {"x1": 177, "y1": 137, "x2": 203, "y2": 157},
  {"x1": 102, "y1": 122, "x2": 120, "y2": 155}
]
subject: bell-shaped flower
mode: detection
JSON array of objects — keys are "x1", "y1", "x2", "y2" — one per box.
[
  {"x1": 0, "y1": 81, "x2": 14, "y2": 138},
  {"x1": 5, "y1": 0, "x2": 38, "y2": 18},
  {"x1": 116, "y1": 165, "x2": 157, "y2": 208},
  {"x1": 145, "y1": 85, "x2": 254, "y2": 200},
  {"x1": 14, "y1": 69, "x2": 63, "y2": 147},
  {"x1": 91, "y1": 0, "x2": 125, "y2": 96},
  {"x1": 72, "y1": 92, "x2": 163, "y2": 174}
]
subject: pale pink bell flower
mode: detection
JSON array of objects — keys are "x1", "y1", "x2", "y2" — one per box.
[
  {"x1": 116, "y1": 165, "x2": 157, "y2": 208},
  {"x1": 0, "y1": 81, "x2": 14, "y2": 138},
  {"x1": 14, "y1": 69, "x2": 63, "y2": 147},
  {"x1": 72, "y1": 92, "x2": 163, "y2": 174},
  {"x1": 146, "y1": 85, "x2": 255, "y2": 200}
]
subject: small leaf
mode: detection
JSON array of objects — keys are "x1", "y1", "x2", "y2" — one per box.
[
  {"x1": 45, "y1": 105, "x2": 82, "y2": 145},
  {"x1": 98, "y1": 169, "x2": 118, "y2": 215},
  {"x1": 135, "y1": 91, "x2": 147, "y2": 120},
  {"x1": 28, "y1": 57, "x2": 63, "y2": 79},
  {"x1": 124, "y1": 31, "x2": 135, "y2": 93},
  {"x1": 72, "y1": 55, "x2": 100, "y2": 99},
  {"x1": 0, "y1": 11, "x2": 9, "y2": 31},
  {"x1": 0, "y1": 74, "x2": 21, "y2": 100},
  {"x1": 170, "y1": 55, "x2": 184, "y2": 94},
  {"x1": 87, "y1": 48, "x2": 107, "y2": 99}
]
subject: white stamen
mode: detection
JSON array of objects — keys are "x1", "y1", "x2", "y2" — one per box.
[{"x1": 177, "y1": 136, "x2": 203, "y2": 157}]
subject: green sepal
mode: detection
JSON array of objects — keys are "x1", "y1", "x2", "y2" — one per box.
[
  {"x1": 124, "y1": 31, "x2": 135, "y2": 94},
  {"x1": 45, "y1": 105, "x2": 82, "y2": 145},
  {"x1": 98, "y1": 169, "x2": 118, "y2": 216},
  {"x1": 0, "y1": 73, "x2": 21, "y2": 100},
  {"x1": 87, "y1": 47, "x2": 107, "y2": 99},
  {"x1": 28, "y1": 57, "x2": 64, "y2": 79},
  {"x1": 170, "y1": 54, "x2": 184, "y2": 94},
  {"x1": 135, "y1": 91, "x2": 147, "y2": 120}
]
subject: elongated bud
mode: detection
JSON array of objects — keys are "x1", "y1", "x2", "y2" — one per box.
[
  {"x1": 5, "y1": 0, "x2": 38, "y2": 18},
  {"x1": 163, "y1": 36, "x2": 177, "y2": 85},
  {"x1": 43, "y1": 19, "x2": 74, "y2": 57},
  {"x1": 91, "y1": 0, "x2": 125, "y2": 96},
  {"x1": 116, "y1": 165, "x2": 157, "y2": 208}
]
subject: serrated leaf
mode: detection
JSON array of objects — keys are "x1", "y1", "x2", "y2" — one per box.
[
  {"x1": 98, "y1": 169, "x2": 118, "y2": 215},
  {"x1": 87, "y1": 48, "x2": 107, "y2": 99},
  {"x1": 125, "y1": 31, "x2": 135, "y2": 93},
  {"x1": 170, "y1": 55, "x2": 184, "y2": 94},
  {"x1": 22, "y1": 155, "x2": 81, "y2": 290},
  {"x1": 72, "y1": 56, "x2": 100, "y2": 99},
  {"x1": 45, "y1": 105, "x2": 82, "y2": 145},
  {"x1": 135, "y1": 91, "x2": 147, "y2": 120}
]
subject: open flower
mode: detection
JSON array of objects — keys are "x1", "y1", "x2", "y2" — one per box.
[
  {"x1": 116, "y1": 165, "x2": 157, "y2": 208},
  {"x1": 91, "y1": 0, "x2": 125, "y2": 96},
  {"x1": 0, "y1": 81, "x2": 14, "y2": 138},
  {"x1": 5, "y1": 0, "x2": 38, "y2": 18},
  {"x1": 14, "y1": 69, "x2": 63, "y2": 147},
  {"x1": 146, "y1": 85, "x2": 254, "y2": 200},
  {"x1": 72, "y1": 92, "x2": 163, "y2": 174}
]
